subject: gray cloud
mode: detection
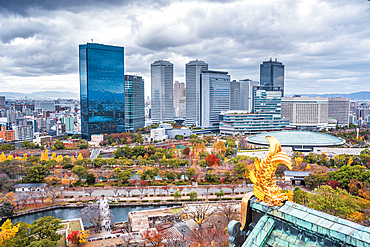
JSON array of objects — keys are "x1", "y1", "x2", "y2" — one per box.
[{"x1": 0, "y1": 0, "x2": 370, "y2": 96}]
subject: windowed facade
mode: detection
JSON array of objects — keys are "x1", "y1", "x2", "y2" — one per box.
[
  {"x1": 124, "y1": 75, "x2": 145, "y2": 132},
  {"x1": 79, "y1": 43, "x2": 125, "y2": 140}
]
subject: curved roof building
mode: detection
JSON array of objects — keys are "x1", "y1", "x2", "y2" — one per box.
[{"x1": 247, "y1": 131, "x2": 345, "y2": 151}]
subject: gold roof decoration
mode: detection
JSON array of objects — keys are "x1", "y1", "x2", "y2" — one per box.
[{"x1": 249, "y1": 136, "x2": 293, "y2": 206}]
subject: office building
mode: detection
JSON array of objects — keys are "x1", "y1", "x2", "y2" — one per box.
[
  {"x1": 178, "y1": 98, "x2": 186, "y2": 117},
  {"x1": 260, "y1": 58, "x2": 285, "y2": 96},
  {"x1": 185, "y1": 60, "x2": 208, "y2": 126},
  {"x1": 0, "y1": 96, "x2": 5, "y2": 109},
  {"x1": 124, "y1": 75, "x2": 145, "y2": 132},
  {"x1": 253, "y1": 88, "x2": 282, "y2": 117},
  {"x1": 151, "y1": 60, "x2": 174, "y2": 122},
  {"x1": 219, "y1": 110, "x2": 289, "y2": 135},
  {"x1": 35, "y1": 101, "x2": 55, "y2": 112},
  {"x1": 14, "y1": 124, "x2": 34, "y2": 141},
  {"x1": 328, "y1": 98, "x2": 350, "y2": 126},
  {"x1": 79, "y1": 43, "x2": 125, "y2": 140},
  {"x1": 240, "y1": 79, "x2": 259, "y2": 112},
  {"x1": 230, "y1": 80, "x2": 241, "y2": 110},
  {"x1": 173, "y1": 81, "x2": 185, "y2": 111},
  {"x1": 281, "y1": 96, "x2": 329, "y2": 128},
  {"x1": 199, "y1": 70, "x2": 230, "y2": 128}
]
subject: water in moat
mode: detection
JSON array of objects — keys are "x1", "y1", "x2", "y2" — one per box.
[{"x1": 11, "y1": 205, "x2": 178, "y2": 226}]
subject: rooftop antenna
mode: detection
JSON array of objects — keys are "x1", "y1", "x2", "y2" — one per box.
[{"x1": 91, "y1": 39, "x2": 93, "y2": 43}]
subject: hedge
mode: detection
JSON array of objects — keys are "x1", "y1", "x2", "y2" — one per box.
[
  {"x1": 94, "y1": 183, "x2": 105, "y2": 187},
  {"x1": 130, "y1": 200, "x2": 137, "y2": 202},
  {"x1": 222, "y1": 198, "x2": 232, "y2": 200},
  {"x1": 154, "y1": 200, "x2": 160, "y2": 202},
  {"x1": 209, "y1": 198, "x2": 218, "y2": 201},
  {"x1": 142, "y1": 200, "x2": 149, "y2": 202},
  {"x1": 181, "y1": 199, "x2": 191, "y2": 201},
  {"x1": 235, "y1": 197, "x2": 243, "y2": 200}
]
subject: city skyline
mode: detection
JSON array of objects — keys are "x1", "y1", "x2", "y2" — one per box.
[{"x1": 1, "y1": 0, "x2": 370, "y2": 97}]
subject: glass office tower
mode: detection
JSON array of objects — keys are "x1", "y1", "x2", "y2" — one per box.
[
  {"x1": 199, "y1": 70, "x2": 230, "y2": 128},
  {"x1": 124, "y1": 75, "x2": 145, "y2": 132},
  {"x1": 185, "y1": 60, "x2": 208, "y2": 126},
  {"x1": 260, "y1": 58, "x2": 285, "y2": 96},
  {"x1": 79, "y1": 43, "x2": 125, "y2": 140},
  {"x1": 151, "y1": 60, "x2": 174, "y2": 122},
  {"x1": 253, "y1": 88, "x2": 282, "y2": 117}
]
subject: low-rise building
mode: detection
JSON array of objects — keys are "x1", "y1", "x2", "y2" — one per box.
[
  {"x1": 150, "y1": 128, "x2": 167, "y2": 141},
  {"x1": 0, "y1": 129, "x2": 15, "y2": 141},
  {"x1": 14, "y1": 183, "x2": 47, "y2": 192},
  {"x1": 219, "y1": 110, "x2": 289, "y2": 135},
  {"x1": 284, "y1": 170, "x2": 311, "y2": 185}
]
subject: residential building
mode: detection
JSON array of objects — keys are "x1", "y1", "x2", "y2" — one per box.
[
  {"x1": 230, "y1": 80, "x2": 241, "y2": 110},
  {"x1": 0, "y1": 127, "x2": 15, "y2": 141},
  {"x1": 281, "y1": 96, "x2": 329, "y2": 128},
  {"x1": 151, "y1": 60, "x2": 174, "y2": 122},
  {"x1": 199, "y1": 70, "x2": 230, "y2": 128},
  {"x1": 62, "y1": 116, "x2": 74, "y2": 131},
  {"x1": 185, "y1": 60, "x2": 208, "y2": 126},
  {"x1": 328, "y1": 98, "x2": 350, "y2": 126},
  {"x1": 0, "y1": 96, "x2": 5, "y2": 109},
  {"x1": 253, "y1": 88, "x2": 282, "y2": 117},
  {"x1": 240, "y1": 79, "x2": 259, "y2": 112},
  {"x1": 79, "y1": 43, "x2": 125, "y2": 140},
  {"x1": 173, "y1": 81, "x2": 185, "y2": 111},
  {"x1": 124, "y1": 75, "x2": 145, "y2": 132},
  {"x1": 14, "y1": 124, "x2": 34, "y2": 141},
  {"x1": 260, "y1": 58, "x2": 285, "y2": 96},
  {"x1": 219, "y1": 110, "x2": 289, "y2": 135}
]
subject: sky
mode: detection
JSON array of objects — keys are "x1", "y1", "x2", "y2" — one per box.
[{"x1": 1, "y1": 0, "x2": 370, "y2": 98}]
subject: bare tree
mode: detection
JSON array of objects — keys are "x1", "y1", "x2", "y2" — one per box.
[
  {"x1": 16, "y1": 193, "x2": 29, "y2": 210},
  {"x1": 85, "y1": 188, "x2": 94, "y2": 197},
  {"x1": 113, "y1": 187, "x2": 120, "y2": 197},
  {"x1": 184, "y1": 204, "x2": 214, "y2": 226},
  {"x1": 28, "y1": 191, "x2": 38, "y2": 206},
  {"x1": 125, "y1": 187, "x2": 133, "y2": 198},
  {"x1": 80, "y1": 203, "x2": 114, "y2": 233},
  {"x1": 47, "y1": 187, "x2": 61, "y2": 204},
  {"x1": 217, "y1": 203, "x2": 239, "y2": 223},
  {"x1": 138, "y1": 186, "x2": 145, "y2": 199},
  {"x1": 0, "y1": 173, "x2": 12, "y2": 192},
  {"x1": 36, "y1": 190, "x2": 49, "y2": 207}
]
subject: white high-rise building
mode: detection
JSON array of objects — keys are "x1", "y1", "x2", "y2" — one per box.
[
  {"x1": 185, "y1": 60, "x2": 208, "y2": 126},
  {"x1": 240, "y1": 79, "x2": 259, "y2": 112},
  {"x1": 151, "y1": 60, "x2": 174, "y2": 122},
  {"x1": 199, "y1": 70, "x2": 230, "y2": 128}
]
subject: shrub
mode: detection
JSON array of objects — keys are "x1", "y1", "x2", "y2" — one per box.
[
  {"x1": 154, "y1": 200, "x2": 160, "y2": 202},
  {"x1": 94, "y1": 183, "x2": 105, "y2": 187},
  {"x1": 209, "y1": 198, "x2": 218, "y2": 201},
  {"x1": 235, "y1": 197, "x2": 243, "y2": 200},
  {"x1": 130, "y1": 200, "x2": 137, "y2": 202},
  {"x1": 222, "y1": 198, "x2": 232, "y2": 200},
  {"x1": 181, "y1": 199, "x2": 191, "y2": 201},
  {"x1": 142, "y1": 200, "x2": 149, "y2": 202},
  {"x1": 68, "y1": 201, "x2": 77, "y2": 203}
]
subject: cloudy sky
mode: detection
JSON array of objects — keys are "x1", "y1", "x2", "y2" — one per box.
[{"x1": 1, "y1": 0, "x2": 370, "y2": 98}]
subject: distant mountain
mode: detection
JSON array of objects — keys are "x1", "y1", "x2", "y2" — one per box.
[
  {"x1": 287, "y1": 91, "x2": 370, "y2": 101},
  {"x1": 0, "y1": 91, "x2": 79, "y2": 100}
]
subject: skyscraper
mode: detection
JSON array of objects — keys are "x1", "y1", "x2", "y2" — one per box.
[
  {"x1": 230, "y1": 80, "x2": 241, "y2": 110},
  {"x1": 260, "y1": 58, "x2": 285, "y2": 96},
  {"x1": 328, "y1": 98, "x2": 350, "y2": 126},
  {"x1": 151, "y1": 60, "x2": 174, "y2": 122},
  {"x1": 253, "y1": 88, "x2": 282, "y2": 117},
  {"x1": 185, "y1": 60, "x2": 208, "y2": 126},
  {"x1": 239, "y1": 79, "x2": 259, "y2": 112},
  {"x1": 200, "y1": 70, "x2": 230, "y2": 128},
  {"x1": 79, "y1": 43, "x2": 125, "y2": 140},
  {"x1": 173, "y1": 81, "x2": 185, "y2": 114},
  {"x1": 124, "y1": 75, "x2": 145, "y2": 132}
]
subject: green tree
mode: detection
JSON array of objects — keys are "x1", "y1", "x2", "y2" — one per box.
[
  {"x1": 174, "y1": 190, "x2": 181, "y2": 201},
  {"x1": 189, "y1": 191, "x2": 198, "y2": 201},
  {"x1": 186, "y1": 167, "x2": 196, "y2": 180},
  {"x1": 293, "y1": 187, "x2": 309, "y2": 206},
  {"x1": 86, "y1": 173, "x2": 96, "y2": 185},
  {"x1": 24, "y1": 165, "x2": 49, "y2": 183},
  {"x1": 3, "y1": 216, "x2": 62, "y2": 247},
  {"x1": 0, "y1": 144, "x2": 15, "y2": 152},
  {"x1": 309, "y1": 185, "x2": 360, "y2": 219},
  {"x1": 216, "y1": 189, "x2": 224, "y2": 200},
  {"x1": 71, "y1": 165, "x2": 87, "y2": 181},
  {"x1": 53, "y1": 140, "x2": 65, "y2": 150},
  {"x1": 234, "y1": 162, "x2": 248, "y2": 179},
  {"x1": 114, "y1": 168, "x2": 132, "y2": 184},
  {"x1": 225, "y1": 147, "x2": 235, "y2": 157}
]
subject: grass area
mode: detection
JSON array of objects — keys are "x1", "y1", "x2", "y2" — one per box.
[
  {"x1": 56, "y1": 235, "x2": 66, "y2": 247},
  {"x1": 170, "y1": 208, "x2": 183, "y2": 214},
  {"x1": 68, "y1": 220, "x2": 82, "y2": 234}
]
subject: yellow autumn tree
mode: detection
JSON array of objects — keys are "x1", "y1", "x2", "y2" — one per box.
[
  {"x1": 0, "y1": 192, "x2": 15, "y2": 206},
  {"x1": 22, "y1": 153, "x2": 28, "y2": 162},
  {"x1": 0, "y1": 153, "x2": 6, "y2": 162},
  {"x1": 212, "y1": 140, "x2": 226, "y2": 154},
  {"x1": 44, "y1": 149, "x2": 49, "y2": 161},
  {"x1": 0, "y1": 219, "x2": 19, "y2": 246},
  {"x1": 200, "y1": 142, "x2": 207, "y2": 153},
  {"x1": 71, "y1": 156, "x2": 76, "y2": 164},
  {"x1": 6, "y1": 155, "x2": 13, "y2": 160},
  {"x1": 77, "y1": 153, "x2": 83, "y2": 160},
  {"x1": 348, "y1": 157, "x2": 353, "y2": 166},
  {"x1": 295, "y1": 157, "x2": 303, "y2": 165},
  {"x1": 51, "y1": 152, "x2": 57, "y2": 160},
  {"x1": 40, "y1": 153, "x2": 45, "y2": 161},
  {"x1": 56, "y1": 155, "x2": 63, "y2": 163}
]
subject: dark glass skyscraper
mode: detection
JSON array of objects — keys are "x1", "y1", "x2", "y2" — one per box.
[
  {"x1": 260, "y1": 58, "x2": 285, "y2": 96},
  {"x1": 124, "y1": 75, "x2": 145, "y2": 132},
  {"x1": 79, "y1": 43, "x2": 125, "y2": 140}
]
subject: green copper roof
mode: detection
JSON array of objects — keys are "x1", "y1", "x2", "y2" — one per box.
[{"x1": 242, "y1": 198, "x2": 370, "y2": 247}]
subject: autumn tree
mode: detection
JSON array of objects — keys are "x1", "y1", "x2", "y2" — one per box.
[
  {"x1": 205, "y1": 154, "x2": 220, "y2": 167},
  {"x1": 309, "y1": 185, "x2": 360, "y2": 219},
  {"x1": 186, "y1": 167, "x2": 196, "y2": 180},
  {"x1": 0, "y1": 219, "x2": 19, "y2": 246}
]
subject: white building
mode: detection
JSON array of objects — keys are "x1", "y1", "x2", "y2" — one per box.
[
  {"x1": 14, "y1": 183, "x2": 47, "y2": 192},
  {"x1": 150, "y1": 128, "x2": 167, "y2": 141},
  {"x1": 14, "y1": 124, "x2": 34, "y2": 141}
]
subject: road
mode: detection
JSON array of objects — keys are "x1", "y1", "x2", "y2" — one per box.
[{"x1": 62, "y1": 185, "x2": 253, "y2": 198}]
